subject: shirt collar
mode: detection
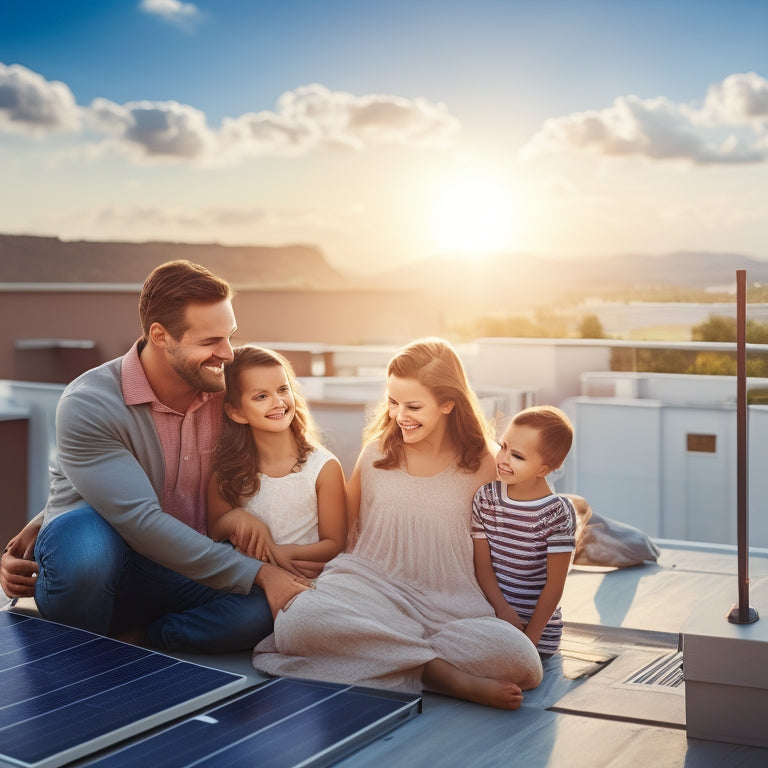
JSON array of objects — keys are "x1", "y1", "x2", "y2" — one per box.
[
  {"x1": 121, "y1": 339, "x2": 217, "y2": 413},
  {"x1": 122, "y1": 340, "x2": 156, "y2": 407}
]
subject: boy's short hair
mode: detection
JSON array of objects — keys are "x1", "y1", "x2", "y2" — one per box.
[
  {"x1": 139, "y1": 259, "x2": 233, "y2": 341},
  {"x1": 512, "y1": 405, "x2": 573, "y2": 470}
]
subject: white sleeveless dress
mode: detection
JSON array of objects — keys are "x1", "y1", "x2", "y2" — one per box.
[
  {"x1": 253, "y1": 442, "x2": 543, "y2": 693},
  {"x1": 243, "y1": 445, "x2": 335, "y2": 545}
]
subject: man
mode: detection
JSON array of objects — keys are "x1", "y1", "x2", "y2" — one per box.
[{"x1": 0, "y1": 260, "x2": 309, "y2": 651}]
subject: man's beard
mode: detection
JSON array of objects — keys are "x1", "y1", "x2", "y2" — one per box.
[{"x1": 168, "y1": 348, "x2": 225, "y2": 392}]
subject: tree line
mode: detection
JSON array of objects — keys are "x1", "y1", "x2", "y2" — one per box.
[{"x1": 454, "y1": 311, "x2": 768, "y2": 380}]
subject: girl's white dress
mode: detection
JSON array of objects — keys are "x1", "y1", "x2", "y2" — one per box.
[
  {"x1": 243, "y1": 445, "x2": 335, "y2": 545},
  {"x1": 253, "y1": 442, "x2": 542, "y2": 693}
]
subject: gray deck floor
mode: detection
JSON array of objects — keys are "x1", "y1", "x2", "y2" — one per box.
[
  {"x1": 5, "y1": 541, "x2": 768, "y2": 767},
  {"x1": 171, "y1": 541, "x2": 768, "y2": 767}
]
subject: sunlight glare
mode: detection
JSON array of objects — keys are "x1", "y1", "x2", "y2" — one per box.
[{"x1": 431, "y1": 176, "x2": 517, "y2": 256}]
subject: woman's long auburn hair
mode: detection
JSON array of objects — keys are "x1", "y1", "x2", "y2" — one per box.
[
  {"x1": 365, "y1": 337, "x2": 494, "y2": 471},
  {"x1": 212, "y1": 345, "x2": 319, "y2": 507}
]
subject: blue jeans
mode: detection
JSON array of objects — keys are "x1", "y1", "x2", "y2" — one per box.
[{"x1": 34, "y1": 505, "x2": 273, "y2": 653}]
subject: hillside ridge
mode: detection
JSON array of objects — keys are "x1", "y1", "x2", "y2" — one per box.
[{"x1": 0, "y1": 235, "x2": 347, "y2": 289}]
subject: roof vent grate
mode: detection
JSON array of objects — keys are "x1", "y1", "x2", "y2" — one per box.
[{"x1": 621, "y1": 651, "x2": 684, "y2": 689}]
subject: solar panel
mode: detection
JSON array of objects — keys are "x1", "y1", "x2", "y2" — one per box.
[
  {"x1": 87, "y1": 678, "x2": 422, "y2": 768},
  {"x1": 0, "y1": 612, "x2": 246, "y2": 768}
]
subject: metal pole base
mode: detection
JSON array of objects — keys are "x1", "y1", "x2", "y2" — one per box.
[{"x1": 727, "y1": 604, "x2": 760, "y2": 624}]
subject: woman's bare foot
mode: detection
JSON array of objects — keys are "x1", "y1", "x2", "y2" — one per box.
[{"x1": 422, "y1": 658, "x2": 524, "y2": 710}]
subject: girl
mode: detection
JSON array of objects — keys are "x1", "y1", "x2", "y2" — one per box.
[
  {"x1": 254, "y1": 338, "x2": 543, "y2": 710},
  {"x1": 207, "y1": 345, "x2": 347, "y2": 578}
]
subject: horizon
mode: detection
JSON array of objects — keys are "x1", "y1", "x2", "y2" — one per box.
[
  {"x1": 2, "y1": 1, "x2": 768, "y2": 274},
  {"x1": 6, "y1": 231, "x2": 768, "y2": 293}
]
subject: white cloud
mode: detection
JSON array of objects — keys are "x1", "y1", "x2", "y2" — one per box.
[
  {"x1": 0, "y1": 63, "x2": 81, "y2": 133},
  {"x1": 221, "y1": 84, "x2": 460, "y2": 158},
  {"x1": 219, "y1": 109, "x2": 316, "y2": 157},
  {"x1": 54, "y1": 202, "x2": 366, "y2": 247},
  {"x1": 87, "y1": 84, "x2": 459, "y2": 162},
  {"x1": 521, "y1": 73, "x2": 768, "y2": 165},
  {"x1": 138, "y1": 0, "x2": 201, "y2": 31},
  {"x1": 87, "y1": 97, "x2": 216, "y2": 159},
  {"x1": 0, "y1": 63, "x2": 460, "y2": 162},
  {"x1": 703, "y1": 72, "x2": 768, "y2": 126},
  {"x1": 350, "y1": 93, "x2": 459, "y2": 148}
]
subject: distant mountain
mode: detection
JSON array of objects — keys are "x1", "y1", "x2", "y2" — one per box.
[
  {"x1": 570, "y1": 251, "x2": 768, "y2": 289},
  {"x1": 3, "y1": 235, "x2": 766, "y2": 313},
  {"x1": 0, "y1": 235, "x2": 348, "y2": 290},
  {"x1": 354, "y1": 250, "x2": 768, "y2": 316}
]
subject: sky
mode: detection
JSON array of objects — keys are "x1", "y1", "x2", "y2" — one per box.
[{"x1": 1, "y1": 0, "x2": 768, "y2": 275}]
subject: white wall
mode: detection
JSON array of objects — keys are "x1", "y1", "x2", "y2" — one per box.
[
  {"x1": 473, "y1": 338, "x2": 612, "y2": 405},
  {"x1": 563, "y1": 390, "x2": 768, "y2": 548},
  {"x1": 661, "y1": 405, "x2": 736, "y2": 544},
  {"x1": 564, "y1": 398, "x2": 664, "y2": 536},
  {"x1": 0, "y1": 380, "x2": 64, "y2": 519},
  {"x1": 747, "y1": 406, "x2": 768, "y2": 549}
]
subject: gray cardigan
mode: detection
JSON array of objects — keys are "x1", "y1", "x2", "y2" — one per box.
[{"x1": 42, "y1": 352, "x2": 261, "y2": 594}]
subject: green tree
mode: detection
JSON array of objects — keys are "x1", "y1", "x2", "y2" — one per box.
[
  {"x1": 691, "y1": 352, "x2": 736, "y2": 376},
  {"x1": 692, "y1": 314, "x2": 768, "y2": 344},
  {"x1": 579, "y1": 313, "x2": 605, "y2": 339},
  {"x1": 533, "y1": 309, "x2": 568, "y2": 338},
  {"x1": 747, "y1": 320, "x2": 768, "y2": 344},
  {"x1": 691, "y1": 315, "x2": 735, "y2": 342}
]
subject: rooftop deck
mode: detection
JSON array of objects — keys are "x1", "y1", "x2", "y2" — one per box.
[
  {"x1": 258, "y1": 542, "x2": 768, "y2": 766},
  {"x1": 6, "y1": 540, "x2": 764, "y2": 768}
]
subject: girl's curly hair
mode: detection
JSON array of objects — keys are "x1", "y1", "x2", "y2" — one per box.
[{"x1": 212, "y1": 345, "x2": 319, "y2": 507}]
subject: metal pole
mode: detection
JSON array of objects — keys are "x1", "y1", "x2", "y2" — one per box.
[{"x1": 728, "y1": 269, "x2": 758, "y2": 623}]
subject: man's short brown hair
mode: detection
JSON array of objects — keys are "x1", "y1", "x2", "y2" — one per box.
[{"x1": 139, "y1": 260, "x2": 233, "y2": 341}]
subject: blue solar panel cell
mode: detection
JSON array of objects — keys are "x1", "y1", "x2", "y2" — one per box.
[
  {"x1": 0, "y1": 612, "x2": 246, "y2": 768},
  {"x1": 223, "y1": 686, "x2": 420, "y2": 768},
  {"x1": 0, "y1": 615, "x2": 81, "y2": 669},
  {"x1": 87, "y1": 678, "x2": 339, "y2": 768},
  {"x1": 88, "y1": 678, "x2": 421, "y2": 768}
]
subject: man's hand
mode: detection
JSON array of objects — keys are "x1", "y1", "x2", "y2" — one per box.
[
  {"x1": 254, "y1": 563, "x2": 313, "y2": 619},
  {"x1": 1, "y1": 518, "x2": 42, "y2": 598}
]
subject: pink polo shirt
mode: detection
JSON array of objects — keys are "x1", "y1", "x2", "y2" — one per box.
[{"x1": 121, "y1": 342, "x2": 224, "y2": 534}]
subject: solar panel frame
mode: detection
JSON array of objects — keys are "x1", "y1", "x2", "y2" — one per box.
[{"x1": 0, "y1": 612, "x2": 247, "y2": 768}]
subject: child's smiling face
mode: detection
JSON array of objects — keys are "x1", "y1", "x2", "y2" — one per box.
[
  {"x1": 495, "y1": 422, "x2": 550, "y2": 490},
  {"x1": 226, "y1": 363, "x2": 296, "y2": 433}
]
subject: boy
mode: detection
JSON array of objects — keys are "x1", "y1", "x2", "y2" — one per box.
[{"x1": 471, "y1": 405, "x2": 575, "y2": 656}]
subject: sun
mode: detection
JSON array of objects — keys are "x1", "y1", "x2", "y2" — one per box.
[{"x1": 431, "y1": 175, "x2": 517, "y2": 256}]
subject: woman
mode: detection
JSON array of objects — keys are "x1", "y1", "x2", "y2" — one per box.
[{"x1": 254, "y1": 338, "x2": 543, "y2": 709}]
